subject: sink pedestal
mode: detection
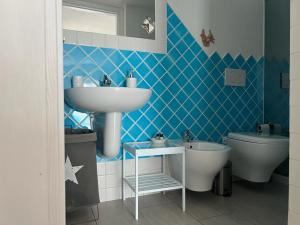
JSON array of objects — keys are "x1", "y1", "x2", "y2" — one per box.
[
  {"x1": 93, "y1": 112, "x2": 122, "y2": 157},
  {"x1": 103, "y1": 112, "x2": 122, "y2": 157}
]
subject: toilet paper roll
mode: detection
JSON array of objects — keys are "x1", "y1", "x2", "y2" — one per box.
[{"x1": 258, "y1": 124, "x2": 270, "y2": 135}]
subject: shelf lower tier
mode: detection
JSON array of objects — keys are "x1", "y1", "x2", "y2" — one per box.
[{"x1": 124, "y1": 173, "x2": 183, "y2": 194}]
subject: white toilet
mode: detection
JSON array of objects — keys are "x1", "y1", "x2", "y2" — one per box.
[
  {"x1": 227, "y1": 132, "x2": 289, "y2": 182},
  {"x1": 169, "y1": 141, "x2": 231, "y2": 192}
]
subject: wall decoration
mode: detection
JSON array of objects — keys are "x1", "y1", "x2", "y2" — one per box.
[
  {"x1": 65, "y1": 156, "x2": 84, "y2": 185},
  {"x1": 200, "y1": 29, "x2": 215, "y2": 47},
  {"x1": 141, "y1": 17, "x2": 155, "y2": 34}
]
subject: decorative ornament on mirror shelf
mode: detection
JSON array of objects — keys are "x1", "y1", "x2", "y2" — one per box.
[
  {"x1": 141, "y1": 17, "x2": 155, "y2": 34},
  {"x1": 200, "y1": 29, "x2": 215, "y2": 47}
]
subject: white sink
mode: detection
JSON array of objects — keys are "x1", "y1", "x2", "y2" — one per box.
[
  {"x1": 64, "y1": 87, "x2": 151, "y2": 113},
  {"x1": 64, "y1": 87, "x2": 152, "y2": 157}
]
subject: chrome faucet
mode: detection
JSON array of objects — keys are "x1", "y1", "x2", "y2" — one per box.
[
  {"x1": 183, "y1": 129, "x2": 193, "y2": 142},
  {"x1": 101, "y1": 75, "x2": 111, "y2": 87}
]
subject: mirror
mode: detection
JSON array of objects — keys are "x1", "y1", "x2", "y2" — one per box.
[{"x1": 63, "y1": 0, "x2": 155, "y2": 40}]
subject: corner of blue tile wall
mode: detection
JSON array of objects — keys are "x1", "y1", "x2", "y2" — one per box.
[
  {"x1": 264, "y1": 58, "x2": 289, "y2": 133},
  {"x1": 64, "y1": 4, "x2": 264, "y2": 162}
]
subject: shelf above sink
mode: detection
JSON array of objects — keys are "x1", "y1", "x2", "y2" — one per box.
[{"x1": 64, "y1": 87, "x2": 152, "y2": 113}]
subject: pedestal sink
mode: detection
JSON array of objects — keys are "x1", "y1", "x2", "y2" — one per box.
[{"x1": 65, "y1": 87, "x2": 151, "y2": 157}]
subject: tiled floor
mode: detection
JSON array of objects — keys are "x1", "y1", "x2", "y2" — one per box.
[{"x1": 69, "y1": 180, "x2": 288, "y2": 225}]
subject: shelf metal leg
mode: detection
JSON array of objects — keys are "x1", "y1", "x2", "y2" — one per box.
[
  {"x1": 182, "y1": 151, "x2": 186, "y2": 212},
  {"x1": 122, "y1": 149, "x2": 126, "y2": 201},
  {"x1": 135, "y1": 156, "x2": 139, "y2": 220},
  {"x1": 162, "y1": 155, "x2": 166, "y2": 195},
  {"x1": 162, "y1": 155, "x2": 166, "y2": 174}
]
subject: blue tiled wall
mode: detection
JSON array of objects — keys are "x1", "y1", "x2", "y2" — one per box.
[
  {"x1": 264, "y1": 59, "x2": 289, "y2": 134},
  {"x1": 64, "y1": 5, "x2": 264, "y2": 161},
  {"x1": 264, "y1": 59, "x2": 289, "y2": 177}
]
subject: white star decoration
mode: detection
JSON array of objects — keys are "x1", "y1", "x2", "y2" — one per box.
[{"x1": 65, "y1": 156, "x2": 84, "y2": 185}]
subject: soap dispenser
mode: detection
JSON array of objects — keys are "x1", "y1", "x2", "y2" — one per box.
[{"x1": 126, "y1": 69, "x2": 137, "y2": 88}]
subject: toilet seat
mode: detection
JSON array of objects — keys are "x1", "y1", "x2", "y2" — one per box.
[{"x1": 228, "y1": 132, "x2": 288, "y2": 145}]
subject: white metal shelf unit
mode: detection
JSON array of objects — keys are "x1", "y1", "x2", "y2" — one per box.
[{"x1": 122, "y1": 140, "x2": 186, "y2": 220}]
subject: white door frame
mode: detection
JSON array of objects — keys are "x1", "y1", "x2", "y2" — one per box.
[
  {"x1": 0, "y1": 0, "x2": 65, "y2": 224},
  {"x1": 288, "y1": 0, "x2": 300, "y2": 224},
  {"x1": 45, "y1": 0, "x2": 65, "y2": 224}
]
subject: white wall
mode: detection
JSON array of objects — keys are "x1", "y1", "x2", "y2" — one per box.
[
  {"x1": 289, "y1": 0, "x2": 300, "y2": 224},
  {"x1": 0, "y1": 0, "x2": 65, "y2": 225},
  {"x1": 167, "y1": 0, "x2": 264, "y2": 59}
]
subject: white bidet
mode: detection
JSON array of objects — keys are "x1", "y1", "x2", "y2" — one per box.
[{"x1": 169, "y1": 141, "x2": 231, "y2": 192}]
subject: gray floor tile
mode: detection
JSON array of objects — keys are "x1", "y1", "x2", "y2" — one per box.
[
  {"x1": 140, "y1": 203, "x2": 203, "y2": 225},
  {"x1": 200, "y1": 213, "x2": 260, "y2": 225},
  {"x1": 166, "y1": 190, "x2": 234, "y2": 220},
  {"x1": 72, "y1": 180, "x2": 288, "y2": 225},
  {"x1": 124, "y1": 193, "x2": 173, "y2": 210},
  {"x1": 97, "y1": 200, "x2": 149, "y2": 225}
]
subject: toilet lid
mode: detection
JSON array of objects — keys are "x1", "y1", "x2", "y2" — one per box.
[{"x1": 228, "y1": 132, "x2": 289, "y2": 144}]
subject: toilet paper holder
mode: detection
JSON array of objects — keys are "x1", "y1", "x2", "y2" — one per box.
[{"x1": 256, "y1": 123, "x2": 282, "y2": 135}]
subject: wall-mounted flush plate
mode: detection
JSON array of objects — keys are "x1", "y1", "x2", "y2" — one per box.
[{"x1": 224, "y1": 68, "x2": 246, "y2": 87}]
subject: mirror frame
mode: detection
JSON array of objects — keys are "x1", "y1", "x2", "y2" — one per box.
[{"x1": 63, "y1": 0, "x2": 167, "y2": 53}]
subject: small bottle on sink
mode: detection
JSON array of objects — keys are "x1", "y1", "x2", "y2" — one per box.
[{"x1": 126, "y1": 69, "x2": 137, "y2": 88}]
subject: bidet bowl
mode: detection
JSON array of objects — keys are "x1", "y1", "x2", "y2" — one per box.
[{"x1": 169, "y1": 141, "x2": 231, "y2": 192}]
